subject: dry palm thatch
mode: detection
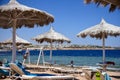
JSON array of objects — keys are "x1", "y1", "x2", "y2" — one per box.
[
  {"x1": 1, "y1": 35, "x2": 31, "y2": 46},
  {"x1": 77, "y1": 19, "x2": 120, "y2": 39},
  {"x1": 33, "y1": 27, "x2": 71, "y2": 43},
  {"x1": 84, "y1": 0, "x2": 120, "y2": 12},
  {"x1": 0, "y1": 0, "x2": 54, "y2": 29}
]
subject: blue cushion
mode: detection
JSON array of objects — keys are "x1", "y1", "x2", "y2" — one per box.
[{"x1": 0, "y1": 69, "x2": 9, "y2": 76}]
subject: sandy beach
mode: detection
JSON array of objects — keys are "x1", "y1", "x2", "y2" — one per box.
[
  {"x1": 0, "y1": 63, "x2": 120, "y2": 80},
  {"x1": 23, "y1": 64, "x2": 120, "y2": 80}
]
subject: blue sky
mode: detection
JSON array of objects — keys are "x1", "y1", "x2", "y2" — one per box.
[{"x1": 0, "y1": 0, "x2": 120, "y2": 47}]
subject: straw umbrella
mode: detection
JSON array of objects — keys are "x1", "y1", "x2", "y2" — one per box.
[
  {"x1": 77, "y1": 19, "x2": 120, "y2": 64},
  {"x1": 84, "y1": 0, "x2": 120, "y2": 12},
  {"x1": 0, "y1": 0, "x2": 54, "y2": 62},
  {"x1": 33, "y1": 27, "x2": 71, "y2": 62},
  {"x1": 2, "y1": 35, "x2": 31, "y2": 46}
]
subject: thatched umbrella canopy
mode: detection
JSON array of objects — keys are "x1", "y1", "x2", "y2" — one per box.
[
  {"x1": 0, "y1": 0, "x2": 54, "y2": 28},
  {"x1": 84, "y1": 0, "x2": 120, "y2": 12},
  {"x1": 1, "y1": 35, "x2": 31, "y2": 46},
  {"x1": 0, "y1": 0, "x2": 54, "y2": 62},
  {"x1": 33, "y1": 27, "x2": 71, "y2": 62},
  {"x1": 33, "y1": 27, "x2": 71, "y2": 43},
  {"x1": 77, "y1": 19, "x2": 120, "y2": 67}
]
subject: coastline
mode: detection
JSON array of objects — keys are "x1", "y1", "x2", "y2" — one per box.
[
  {"x1": 0, "y1": 46, "x2": 120, "y2": 51},
  {"x1": 57, "y1": 47, "x2": 117, "y2": 50}
]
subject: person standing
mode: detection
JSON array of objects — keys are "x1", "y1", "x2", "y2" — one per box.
[{"x1": 70, "y1": 60, "x2": 74, "y2": 67}]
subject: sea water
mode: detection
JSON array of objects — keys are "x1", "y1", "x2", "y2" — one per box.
[{"x1": 0, "y1": 50, "x2": 120, "y2": 68}]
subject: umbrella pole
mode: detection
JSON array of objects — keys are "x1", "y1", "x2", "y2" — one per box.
[
  {"x1": 102, "y1": 33, "x2": 106, "y2": 72},
  {"x1": 12, "y1": 19, "x2": 17, "y2": 63},
  {"x1": 50, "y1": 42, "x2": 52, "y2": 62},
  {"x1": 102, "y1": 33, "x2": 105, "y2": 63}
]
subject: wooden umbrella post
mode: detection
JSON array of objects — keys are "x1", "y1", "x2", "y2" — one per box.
[{"x1": 12, "y1": 19, "x2": 17, "y2": 63}]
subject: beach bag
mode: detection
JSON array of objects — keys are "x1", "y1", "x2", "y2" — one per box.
[
  {"x1": 96, "y1": 71, "x2": 101, "y2": 80},
  {"x1": 93, "y1": 71, "x2": 104, "y2": 80}
]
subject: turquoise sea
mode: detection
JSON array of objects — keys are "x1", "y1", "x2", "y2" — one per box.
[{"x1": 0, "y1": 50, "x2": 120, "y2": 68}]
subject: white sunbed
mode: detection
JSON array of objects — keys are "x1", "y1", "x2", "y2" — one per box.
[{"x1": 9, "y1": 63, "x2": 74, "y2": 80}]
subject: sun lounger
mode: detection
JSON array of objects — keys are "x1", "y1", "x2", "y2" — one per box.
[
  {"x1": 0, "y1": 67, "x2": 10, "y2": 79},
  {"x1": 10, "y1": 63, "x2": 74, "y2": 80},
  {"x1": 0, "y1": 60, "x2": 10, "y2": 79}
]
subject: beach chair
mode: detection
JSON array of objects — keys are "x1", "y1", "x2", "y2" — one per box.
[
  {"x1": 0, "y1": 67, "x2": 10, "y2": 79},
  {"x1": 0, "y1": 60, "x2": 25, "y2": 79},
  {"x1": 9, "y1": 63, "x2": 74, "y2": 80},
  {"x1": 0, "y1": 68, "x2": 9, "y2": 79},
  {"x1": 0, "y1": 59, "x2": 10, "y2": 79}
]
